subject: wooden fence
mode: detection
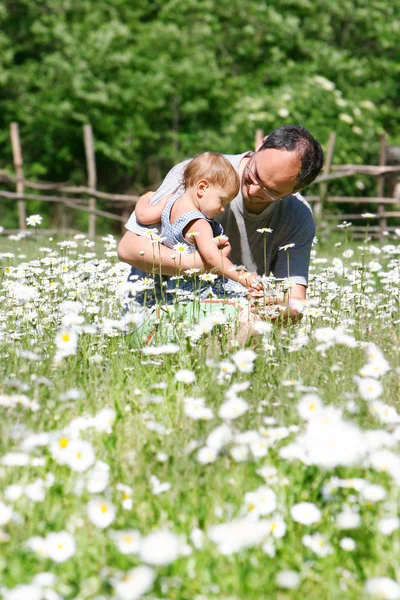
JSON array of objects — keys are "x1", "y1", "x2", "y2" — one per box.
[
  {"x1": 1, "y1": 123, "x2": 400, "y2": 238},
  {"x1": 1, "y1": 123, "x2": 139, "y2": 237}
]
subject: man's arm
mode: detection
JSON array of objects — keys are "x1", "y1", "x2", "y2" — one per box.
[
  {"x1": 118, "y1": 230, "x2": 206, "y2": 275},
  {"x1": 283, "y1": 283, "x2": 307, "y2": 323}
]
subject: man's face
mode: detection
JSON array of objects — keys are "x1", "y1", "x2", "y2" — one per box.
[{"x1": 241, "y1": 148, "x2": 301, "y2": 211}]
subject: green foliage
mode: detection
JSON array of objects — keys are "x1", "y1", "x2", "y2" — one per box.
[{"x1": 0, "y1": 0, "x2": 399, "y2": 211}]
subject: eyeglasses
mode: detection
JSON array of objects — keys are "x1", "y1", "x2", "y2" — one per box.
[{"x1": 245, "y1": 159, "x2": 282, "y2": 203}]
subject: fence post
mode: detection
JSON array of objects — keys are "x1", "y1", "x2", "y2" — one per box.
[
  {"x1": 10, "y1": 122, "x2": 26, "y2": 230},
  {"x1": 315, "y1": 131, "x2": 336, "y2": 222},
  {"x1": 255, "y1": 129, "x2": 264, "y2": 151},
  {"x1": 121, "y1": 206, "x2": 130, "y2": 236},
  {"x1": 83, "y1": 124, "x2": 97, "y2": 238},
  {"x1": 377, "y1": 133, "x2": 387, "y2": 238}
]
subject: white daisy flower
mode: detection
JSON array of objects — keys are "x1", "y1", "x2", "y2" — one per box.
[
  {"x1": 290, "y1": 502, "x2": 321, "y2": 525},
  {"x1": 139, "y1": 530, "x2": 181, "y2": 565},
  {"x1": 87, "y1": 497, "x2": 116, "y2": 528}
]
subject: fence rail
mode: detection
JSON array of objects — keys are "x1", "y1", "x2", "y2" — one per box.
[
  {"x1": 1, "y1": 123, "x2": 400, "y2": 238},
  {"x1": 0, "y1": 190, "x2": 126, "y2": 222},
  {"x1": 0, "y1": 171, "x2": 138, "y2": 202}
]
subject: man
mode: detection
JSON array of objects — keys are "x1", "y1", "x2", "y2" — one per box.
[{"x1": 118, "y1": 125, "x2": 323, "y2": 320}]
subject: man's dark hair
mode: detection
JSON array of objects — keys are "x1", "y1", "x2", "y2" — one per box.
[{"x1": 259, "y1": 125, "x2": 324, "y2": 189}]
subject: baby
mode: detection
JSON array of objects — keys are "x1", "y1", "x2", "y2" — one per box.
[{"x1": 135, "y1": 152, "x2": 260, "y2": 290}]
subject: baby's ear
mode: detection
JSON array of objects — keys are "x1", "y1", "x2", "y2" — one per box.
[{"x1": 197, "y1": 179, "x2": 209, "y2": 195}]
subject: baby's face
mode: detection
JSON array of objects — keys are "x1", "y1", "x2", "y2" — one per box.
[{"x1": 198, "y1": 185, "x2": 233, "y2": 220}]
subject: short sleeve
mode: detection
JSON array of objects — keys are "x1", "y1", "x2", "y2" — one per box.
[{"x1": 270, "y1": 208, "x2": 315, "y2": 287}]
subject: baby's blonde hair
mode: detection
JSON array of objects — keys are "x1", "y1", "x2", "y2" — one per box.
[{"x1": 183, "y1": 152, "x2": 240, "y2": 200}]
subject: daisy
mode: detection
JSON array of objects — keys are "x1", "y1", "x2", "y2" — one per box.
[
  {"x1": 340, "y1": 537, "x2": 356, "y2": 551},
  {"x1": 26, "y1": 214, "x2": 42, "y2": 227},
  {"x1": 46, "y1": 531, "x2": 76, "y2": 562},
  {"x1": 109, "y1": 529, "x2": 142, "y2": 554},
  {"x1": 199, "y1": 273, "x2": 218, "y2": 282},
  {"x1": 297, "y1": 394, "x2": 323, "y2": 420},
  {"x1": 0, "y1": 503, "x2": 13, "y2": 526},
  {"x1": 232, "y1": 349, "x2": 257, "y2": 373},
  {"x1": 302, "y1": 533, "x2": 332, "y2": 557},
  {"x1": 144, "y1": 228, "x2": 158, "y2": 238},
  {"x1": 291, "y1": 502, "x2": 321, "y2": 525},
  {"x1": 139, "y1": 529, "x2": 181, "y2": 565},
  {"x1": 2, "y1": 585, "x2": 42, "y2": 600},
  {"x1": 197, "y1": 446, "x2": 218, "y2": 464},
  {"x1": 51, "y1": 434, "x2": 74, "y2": 465},
  {"x1": 173, "y1": 242, "x2": 189, "y2": 254},
  {"x1": 357, "y1": 377, "x2": 383, "y2": 401},
  {"x1": 244, "y1": 486, "x2": 277, "y2": 517},
  {"x1": 276, "y1": 570, "x2": 300, "y2": 589},
  {"x1": 87, "y1": 497, "x2": 116, "y2": 528},
  {"x1": 112, "y1": 566, "x2": 155, "y2": 600},
  {"x1": 54, "y1": 328, "x2": 78, "y2": 357},
  {"x1": 184, "y1": 397, "x2": 213, "y2": 420},
  {"x1": 175, "y1": 369, "x2": 196, "y2": 384},
  {"x1": 116, "y1": 483, "x2": 134, "y2": 510},
  {"x1": 86, "y1": 461, "x2": 110, "y2": 493},
  {"x1": 93, "y1": 407, "x2": 117, "y2": 433},
  {"x1": 364, "y1": 578, "x2": 400, "y2": 599},
  {"x1": 65, "y1": 439, "x2": 95, "y2": 473},
  {"x1": 218, "y1": 396, "x2": 249, "y2": 420}
]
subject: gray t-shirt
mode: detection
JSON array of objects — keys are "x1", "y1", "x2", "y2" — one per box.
[{"x1": 125, "y1": 152, "x2": 315, "y2": 286}]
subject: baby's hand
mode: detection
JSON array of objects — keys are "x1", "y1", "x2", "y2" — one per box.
[
  {"x1": 248, "y1": 273, "x2": 263, "y2": 291},
  {"x1": 213, "y1": 235, "x2": 231, "y2": 258},
  {"x1": 240, "y1": 272, "x2": 262, "y2": 291}
]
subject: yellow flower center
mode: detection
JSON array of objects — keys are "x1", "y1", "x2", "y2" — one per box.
[
  {"x1": 123, "y1": 535, "x2": 133, "y2": 543},
  {"x1": 59, "y1": 437, "x2": 69, "y2": 448}
]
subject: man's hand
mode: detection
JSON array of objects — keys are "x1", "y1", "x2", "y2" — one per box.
[{"x1": 248, "y1": 283, "x2": 307, "y2": 325}]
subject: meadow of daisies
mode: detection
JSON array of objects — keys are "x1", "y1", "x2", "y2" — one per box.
[{"x1": 1, "y1": 220, "x2": 400, "y2": 600}]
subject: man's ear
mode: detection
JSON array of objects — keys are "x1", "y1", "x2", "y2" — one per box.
[{"x1": 256, "y1": 135, "x2": 268, "y2": 152}]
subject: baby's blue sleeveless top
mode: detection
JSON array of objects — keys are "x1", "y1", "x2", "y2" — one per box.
[{"x1": 161, "y1": 195, "x2": 224, "y2": 253}]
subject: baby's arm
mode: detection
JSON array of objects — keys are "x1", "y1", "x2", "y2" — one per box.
[
  {"x1": 187, "y1": 219, "x2": 260, "y2": 289},
  {"x1": 135, "y1": 193, "x2": 169, "y2": 225}
]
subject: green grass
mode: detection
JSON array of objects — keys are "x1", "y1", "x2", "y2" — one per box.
[{"x1": 0, "y1": 231, "x2": 400, "y2": 599}]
